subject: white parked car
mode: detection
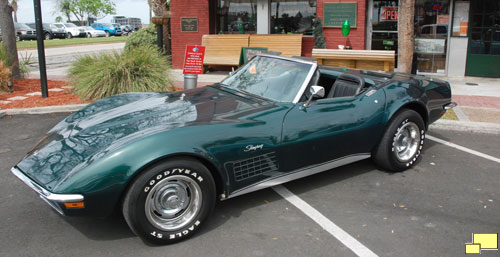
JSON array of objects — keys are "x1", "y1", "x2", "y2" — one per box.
[
  {"x1": 54, "y1": 23, "x2": 85, "y2": 38},
  {"x1": 83, "y1": 26, "x2": 107, "y2": 38}
]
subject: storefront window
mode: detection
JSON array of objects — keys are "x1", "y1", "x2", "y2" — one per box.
[
  {"x1": 468, "y1": 0, "x2": 500, "y2": 55},
  {"x1": 217, "y1": 0, "x2": 257, "y2": 34},
  {"x1": 414, "y1": 0, "x2": 450, "y2": 74},
  {"x1": 270, "y1": 0, "x2": 316, "y2": 35}
]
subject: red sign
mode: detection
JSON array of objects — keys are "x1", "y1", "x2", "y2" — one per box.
[
  {"x1": 183, "y1": 45, "x2": 206, "y2": 74},
  {"x1": 381, "y1": 7, "x2": 398, "y2": 21}
]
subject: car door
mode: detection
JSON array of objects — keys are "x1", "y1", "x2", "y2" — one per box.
[{"x1": 279, "y1": 87, "x2": 386, "y2": 172}]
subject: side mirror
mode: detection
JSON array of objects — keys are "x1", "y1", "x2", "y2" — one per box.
[{"x1": 303, "y1": 85, "x2": 325, "y2": 108}]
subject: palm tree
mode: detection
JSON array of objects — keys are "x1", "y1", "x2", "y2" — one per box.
[
  {"x1": 397, "y1": 0, "x2": 415, "y2": 73},
  {"x1": 11, "y1": 0, "x2": 17, "y2": 23}
]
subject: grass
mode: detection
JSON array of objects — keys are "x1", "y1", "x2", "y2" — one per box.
[
  {"x1": 441, "y1": 109, "x2": 459, "y2": 120},
  {"x1": 17, "y1": 36, "x2": 127, "y2": 49}
]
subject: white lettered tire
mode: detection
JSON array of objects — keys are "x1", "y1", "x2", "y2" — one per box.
[
  {"x1": 372, "y1": 109, "x2": 425, "y2": 172},
  {"x1": 122, "y1": 157, "x2": 216, "y2": 245}
]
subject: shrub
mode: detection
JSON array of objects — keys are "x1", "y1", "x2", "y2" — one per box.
[
  {"x1": 125, "y1": 25, "x2": 157, "y2": 51},
  {"x1": 0, "y1": 60, "x2": 12, "y2": 91},
  {"x1": 69, "y1": 45, "x2": 175, "y2": 100}
]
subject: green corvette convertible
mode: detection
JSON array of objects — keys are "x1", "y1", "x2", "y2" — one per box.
[{"x1": 12, "y1": 55, "x2": 455, "y2": 244}]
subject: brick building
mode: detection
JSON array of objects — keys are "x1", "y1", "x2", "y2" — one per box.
[{"x1": 170, "y1": 0, "x2": 500, "y2": 78}]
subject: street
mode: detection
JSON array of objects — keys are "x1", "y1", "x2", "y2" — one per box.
[
  {"x1": 0, "y1": 113, "x2": 498, "y2": 257},
  {"x1": 18, "y1": 42, "x2": 125, "y2": 78}
]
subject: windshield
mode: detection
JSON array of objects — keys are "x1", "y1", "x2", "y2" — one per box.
[
  {"x1": 65, "y1": 23, "x2": 77, "y2": 27},
  {"x1": 112, "y1": 24, "x2": 120, "y2": 28},
  {"x1": 221, "y1": 56, "x2": 312, "y2": 102},
  {"x1": 53, "y1": 24, "x2": 64, "y2": 28}
]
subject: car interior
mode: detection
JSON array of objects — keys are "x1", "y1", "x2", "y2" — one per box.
[{"x1": 305, "y1": 69, "x2": 373, "y2": 101}]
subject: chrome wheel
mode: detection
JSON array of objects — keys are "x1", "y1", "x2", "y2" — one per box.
[
  {"x1": 145, "y1": 175, "x2": 202, "y2": 231},
  {"x1": 394, "y1": 122, "x2": 420, "y2": 162}
]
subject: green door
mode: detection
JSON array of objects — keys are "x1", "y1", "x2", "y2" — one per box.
[{"x1": 465, "y1": 0, "x2": 500, "y2": 77}]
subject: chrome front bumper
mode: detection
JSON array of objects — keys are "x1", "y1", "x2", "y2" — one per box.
[{"x1": 11, "y1": 167, "x2": 84, "y2": 215}]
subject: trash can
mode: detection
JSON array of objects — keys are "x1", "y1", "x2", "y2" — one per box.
[{"x1": 184, "y1": 74, "x2": 198, "y2": 90}]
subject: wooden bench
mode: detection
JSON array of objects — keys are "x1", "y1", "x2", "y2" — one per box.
[
  {"x1": 312, "y1": 49, "x2": 396, "y2": 72},
  {"x1": 202, "y1": 34, "x2": 250, "y2": 66},
  {"x1": 201, "y1": 34, "x2": 303, "y2": 67},
  {"x1": 249, "y1": 34, "x2": 303, "y2": 57}
]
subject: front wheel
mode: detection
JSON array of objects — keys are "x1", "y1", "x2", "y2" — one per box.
[
  {"x1": 86, "y1": 33, "x2": 92, "y2": 38},
  {"x1": 67, "y1": 32, "x2": 73, "y2": 39},
  {"x1": 122, "y1": 158, "x2": 216, "y2": 245},
  {"x1": 372, "y1": 109, "x2": 425, "y2": 172},
  {"x1": 105, "y1": 31, "x2": 110, "y2": 37},
  {"x1": 44, "y1": 32, "x2": 52, "y2": 40}
]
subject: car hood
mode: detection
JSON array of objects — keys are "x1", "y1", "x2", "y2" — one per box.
[{"x1": 16, "y1": 86, "x2": 275, "y2": 192}]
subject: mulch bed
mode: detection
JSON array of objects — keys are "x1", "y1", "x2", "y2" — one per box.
[{"x1": 0, "y1": 79, "x2": 89, "y2": 109}]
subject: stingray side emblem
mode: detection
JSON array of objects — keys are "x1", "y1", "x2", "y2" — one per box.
[{"x1": 244, "y1": 144, "x2": 264, "y2": 152}]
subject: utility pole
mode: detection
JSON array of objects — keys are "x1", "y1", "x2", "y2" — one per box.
[{"x1": 33, "y1": 0, "x2": 48, "y2": 98}]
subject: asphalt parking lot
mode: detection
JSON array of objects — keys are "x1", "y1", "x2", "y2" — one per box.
[{"x1": 1, "y1": 113, "x2": 499, "y2": 257}]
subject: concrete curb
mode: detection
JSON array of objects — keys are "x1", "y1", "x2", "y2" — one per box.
[
  {"x1": 2, "y1": 104, "x2": 88, "y2": 115},
  {"x1": 0, "y1": 109, "x2": 5, "y2": 118},
  {"x1": 430, "y1": 119, "x2": 500, "y2": 135}
]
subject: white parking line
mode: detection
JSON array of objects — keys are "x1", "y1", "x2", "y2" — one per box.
[
  {"x1": 273, "y1": 185, "x2": 379, "y2": 257},
  {"x1": 427, "y1": 135, "x2": 500, "y2": 164}
]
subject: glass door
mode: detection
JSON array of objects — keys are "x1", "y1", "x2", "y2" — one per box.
[
  {"x1": 465, "y1": 0, "x2": 500, "y2": 77},
  {"x1": 370, "y1": 0, "x2": 399, "y2": 51}
]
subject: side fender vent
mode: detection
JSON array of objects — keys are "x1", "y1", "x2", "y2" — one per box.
[{"x1": 228, "y1": 152, "x2": 278, "y2": 181}]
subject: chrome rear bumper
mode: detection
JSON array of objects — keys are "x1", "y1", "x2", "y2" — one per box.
[
  {"x1": 11, "y1": 167, "x2": 84, "y2": 215},
  {"x1": 444, "y1": 102, "x2": 457, "y2": 110}
]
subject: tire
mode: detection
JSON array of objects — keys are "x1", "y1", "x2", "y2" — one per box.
[
  {"x1": 67, "y1": 32, "x2": 73, "y2": 39},
  {"x1": 16, "y1": 35, "x2": 20, "y2": 42},
  {"x1": 122, "y1": 158, "x2": 216, "y2": 245},
  {"x1": 372, "y1": 109, "x2": 425, "y2": 172},
  {"x1": 105, "y1": 31, "x2": 110, "y2": 37},
  {"x1": 86, "y1": 33, "x2": 92, "y2": 38},
  {"x1": 44, "y1": 32, "x2": 52, "y2": 40}
]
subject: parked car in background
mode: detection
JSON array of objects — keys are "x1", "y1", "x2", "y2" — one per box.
[
  {"x1": 14, "y1": 23, "x2": 37, "y2": 41},
  {"x1": 82, "y1": 26, "x2": 106, "y2": 38},
  {"x1": 26, "y1": 23, "x2": 67, "y2": 40},
  {"x1": 53, "y1": 23, "x2": 85, "y2": 39},
  {"x1": 120, "y1": 25, "x2": 134, "y2": 36},
  {"x1": 91, "y1": 23, "x2": 122, "y2": 37}
]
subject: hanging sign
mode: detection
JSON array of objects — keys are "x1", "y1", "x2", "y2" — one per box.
[
  {"x1": 380, "y1": 7, "x2": 398, "y2": 21},
  {"x1": 183, "y1": 45, "x2": 206, "y2": 74}
]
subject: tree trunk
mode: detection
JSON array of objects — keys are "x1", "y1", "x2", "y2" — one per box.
[
  {"x1": 0, "y1": 0, "x2": 21, "y2": 80},
  {"x1": 397, "y1": 0, "x2": 415, "y2": 73}
]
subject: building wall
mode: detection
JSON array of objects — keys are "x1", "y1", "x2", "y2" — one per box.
[
  {"x1": 316, "y1": 0, "x2": 366, "y2": 50},
  {"x1": 170, "y1": 0, "x2": 210, "y2": 68},
  {"x1": 170, "y1": 0, "x2": 367, "y2": 68}
]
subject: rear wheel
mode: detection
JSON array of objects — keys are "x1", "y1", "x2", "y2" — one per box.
[
  {"x1": 105, "y1": 31, "x2": 110, "y2": 37},
  {"x1": 122, "y1": 158, "x2": 216, "y2": 245},
  {"x1": 372, "y1": 109, "x2": 425, "y2": 172},
  {"x1": 44, "y1": 32, "x2": 52, "y2": 40},
  {"x1": 86, "y1": 33, "x2": 92, "y2": 38},
  {"x1": 66, "y1": 32, "x2": 73, "y2": 39}
]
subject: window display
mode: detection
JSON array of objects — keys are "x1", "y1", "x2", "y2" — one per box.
[
  {"x1": 217, "y1": 0, "x2": 257, "y2": 34},
  {"x1": 270, "y1": 0, "x2": 316, "y2": 35}
]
